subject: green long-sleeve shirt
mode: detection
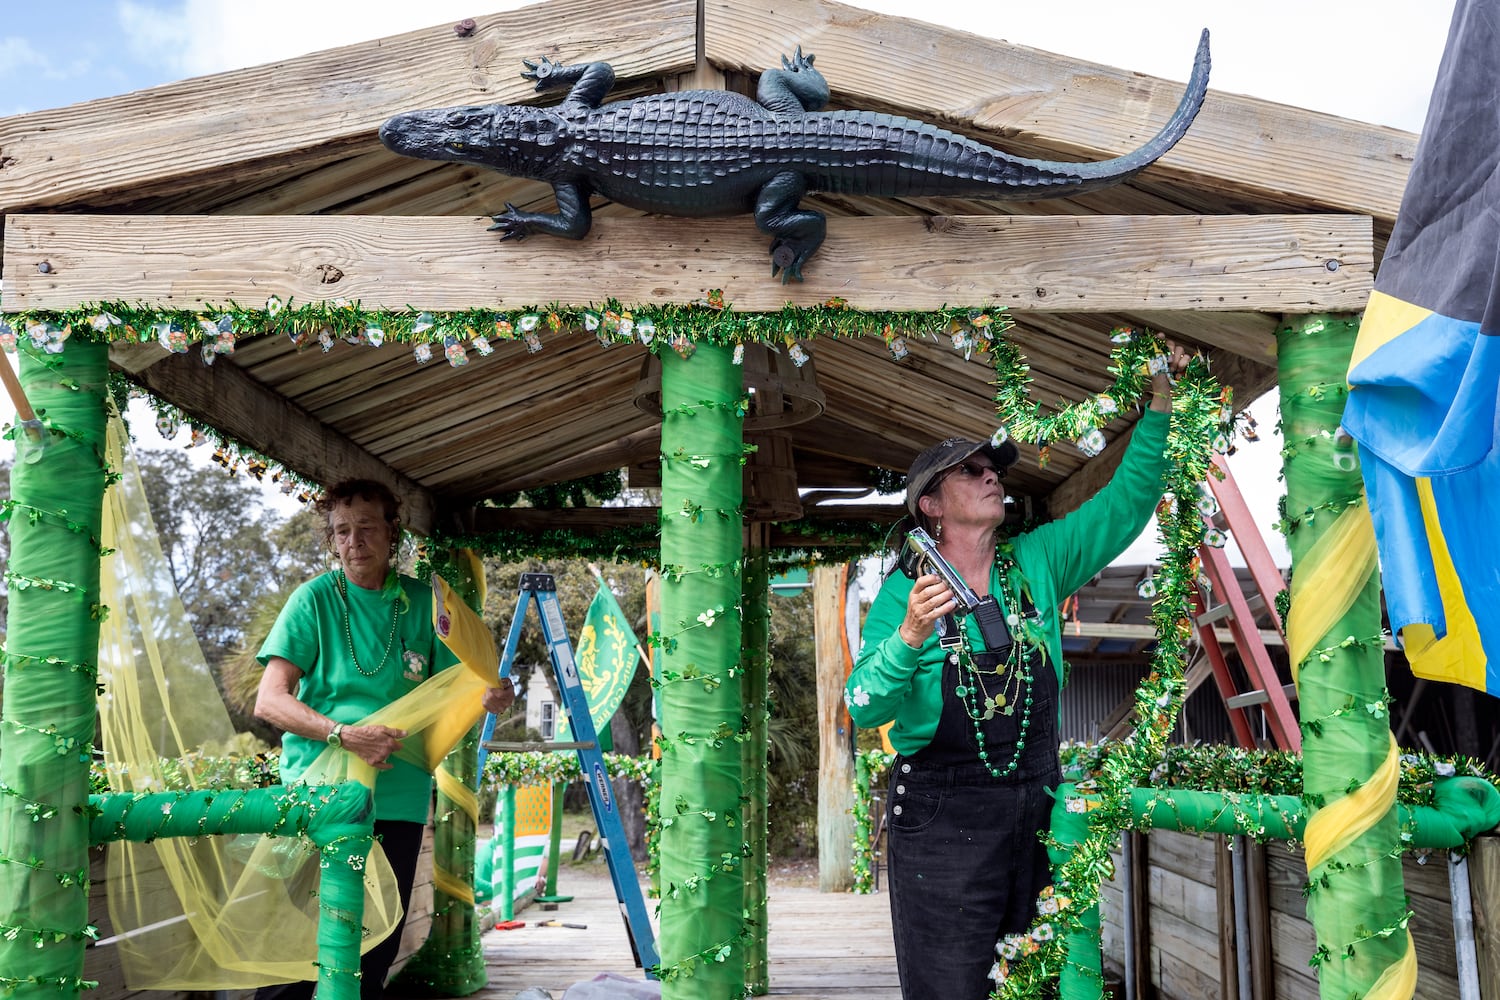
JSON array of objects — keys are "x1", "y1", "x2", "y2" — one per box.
[{"x1": 846, "y1": 407, "x2": 1170, "y2": 756}]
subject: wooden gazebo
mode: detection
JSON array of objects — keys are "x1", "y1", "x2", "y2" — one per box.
[{"x1": 0, "y1": 1, "x2": 1419, "y2": 998}]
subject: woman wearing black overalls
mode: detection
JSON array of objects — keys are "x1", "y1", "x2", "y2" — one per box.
[{"x1": 846, "y1": 345, "x2": 1185, "y2": 998}]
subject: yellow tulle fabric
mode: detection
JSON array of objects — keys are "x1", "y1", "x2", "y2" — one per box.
[
  {"x1": 1304, "y1": 732, "x2": 1400, "y2": 870},
  {"x1": 97, "y1": 417, "x2": 500, "y2": 987},
  {"x1": 1365, "y1": 931, "x2": 1419, "y2": 1000},
  {"x1": 1286, "y1": 500, "x2": 1379, "y2": 682}
]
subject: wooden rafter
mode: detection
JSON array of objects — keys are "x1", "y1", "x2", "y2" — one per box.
[
  {"x1": 114, "y1": 345, "x2": 438, "y2": 535},
  {"x1": 2, "y1": 214, "x2": 1372, "y2": 314},
  {"x1": 0, "y1": 0, "x2": 697, "y2": 215},
  {"x1": 469, "y1": 502, "x2": 905, "y2": 543}
]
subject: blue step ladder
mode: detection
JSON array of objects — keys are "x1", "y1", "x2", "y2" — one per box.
[{"x1": 477, "y1": 572, "x2": 659, "y2": 974}]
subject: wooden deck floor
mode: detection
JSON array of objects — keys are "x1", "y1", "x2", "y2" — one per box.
[{"x1": 412, "y1": 864, "x2": 902, "y2": 999}]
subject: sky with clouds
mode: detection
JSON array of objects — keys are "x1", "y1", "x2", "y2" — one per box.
[
  {"x1": 0, "y1": 1, "x2": 1454, "y2": 128},
  {"x1": 0, "y1": 1, "x2": 1464, "y2": 560}
]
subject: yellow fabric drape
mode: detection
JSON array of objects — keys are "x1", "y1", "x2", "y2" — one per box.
[
  {"x1": 1304, "y1": 733, "x2": 1401, "y2": 870},
  {"x1": 99, "y1": 417, "x2": 401, "y2": 988},
  {"x1": 1286, "y1": 500, "x2": 1379, "y2": 682},
  {"x1": 99, "y1": 417, "x2": 501, "y2": 988}
]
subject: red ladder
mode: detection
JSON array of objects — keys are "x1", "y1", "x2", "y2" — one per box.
[{"x1": 1192, "y1": 454, "x2": 1301, "y2": 752}]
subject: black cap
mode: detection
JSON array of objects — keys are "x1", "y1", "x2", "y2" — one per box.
[{"x1": 905, "y1": 435, "x2": 1020, "y2": 516}]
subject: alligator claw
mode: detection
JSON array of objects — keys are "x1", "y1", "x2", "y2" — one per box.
[
  {"x1": 769, "y1": 242, "x2": 806, "y2": 283},
  {"x1": 521, "y1": 55, "x2": 560, "y2": 91},
  {"x1": 781, "y1": 46, "x2": 815, "y2": 73},
  {"x1": 488, "y1": 203, "x2": 531, "y2": 240}
]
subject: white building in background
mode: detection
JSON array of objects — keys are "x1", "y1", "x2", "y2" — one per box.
[{"x1": 522, "y1": 663, "x2": 558, "y2": 741}]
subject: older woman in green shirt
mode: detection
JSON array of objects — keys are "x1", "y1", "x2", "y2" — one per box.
[{"x1": 255, "y1": 479, "x2": 513, "y2": 1000}]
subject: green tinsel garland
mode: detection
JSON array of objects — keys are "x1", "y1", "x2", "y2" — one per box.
[{"x1": 10, "y1": 301, "x2": 1268, "y2": 998}]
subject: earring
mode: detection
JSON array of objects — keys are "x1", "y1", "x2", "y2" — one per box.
[{"x1": 934, "y1": 520, "x2": 943, "y2": 540}]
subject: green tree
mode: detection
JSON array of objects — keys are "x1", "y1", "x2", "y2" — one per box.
[
  {"x1": 137, "y1": 451, "x2": 281, "y2": 662},
  {"x1": 765, "y1": 589, "x2": 820, "y2": 858}
]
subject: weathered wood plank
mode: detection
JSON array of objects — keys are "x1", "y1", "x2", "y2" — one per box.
[
  {"x1": 813, "y1": 564, "x2": 856, "y2": 892},
  {"x1": 3, "y1": 213, "x2": 1372, "y2": 314},
  {"x1": 0, "y1": 0, "x2": 697, "y2": 212},
  {"x1": 1474, "y1": 837, "x2": 1500, "y2": 1000},
  {"x1": 1216, "y1": 836, "x2": 1239, "y2": 1000},
  {"x1": 1148, "y1": 829, "x2": 1219, "y2": 885},
  {"x1": 706, "y1": 0, "x2": 1414, "y2": 226}
]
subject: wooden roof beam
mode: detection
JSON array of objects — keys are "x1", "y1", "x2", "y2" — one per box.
[
  {"x1": 707, "y1": 0, "x2": 1415, "y2": 226},
  {"x1": 469, "y1": 502, "x2": 906, "y2": 543},
  {"x1": 114, "y1": 347, "x2": 439, "y2": 535},
  {"x1": 0, "y1": 0, "x2": 697, "y2": 214},
  {"x1": 3, "y1": 213, "x2": 1372, "y2": 316}
]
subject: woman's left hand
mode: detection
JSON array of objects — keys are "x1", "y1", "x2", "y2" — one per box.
[
  {"x1": 1148, "y1": 340, "x2": 1195, "y2": 412},
  {"x1": 482, "y1": 680, "x2": 516, "y2": 715}
]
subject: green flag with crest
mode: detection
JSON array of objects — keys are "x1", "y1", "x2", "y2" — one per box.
[{"x1": 557, "y1": 581, "x2": 640, "y2": 741}]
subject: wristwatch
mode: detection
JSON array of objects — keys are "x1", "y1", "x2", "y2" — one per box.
[{"x1": 327, "y1": 723, "x2": 345, "y2": 748}]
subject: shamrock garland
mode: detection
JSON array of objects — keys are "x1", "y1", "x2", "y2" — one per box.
[{"x1": 988, "y1": 335, "x2": 1230, "y2": 997}]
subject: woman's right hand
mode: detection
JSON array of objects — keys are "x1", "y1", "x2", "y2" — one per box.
[
  {"x1": 898, "y1": 573, "x2": 957, "y2": 648},
  {"x1": 340, "y1": 724, "x2": 407, "y2": 770}
]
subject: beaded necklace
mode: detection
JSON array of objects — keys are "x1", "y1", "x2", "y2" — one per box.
[
  {"x1": 950, "y1": 545, "x2": 1041, "y2": 779},
  {"x1": 333, "y1": 569, "x2": 401, "y2": 677}
]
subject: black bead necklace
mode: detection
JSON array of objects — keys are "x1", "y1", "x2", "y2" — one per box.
[{"x1": 334, "y1": 569, "x2": 401, "y2": 677}]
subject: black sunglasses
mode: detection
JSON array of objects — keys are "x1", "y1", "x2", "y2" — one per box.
[{"x1": 940, "y1": 459, "x2": 1002, "y2": 485}]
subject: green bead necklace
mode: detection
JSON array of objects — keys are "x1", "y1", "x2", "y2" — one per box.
[
  {"x1": 334, "y1": 569, "x2": 401, "y2": 677},
  {"x1": 951, "y1": 549, "x2": 1039, "y2": 779}
]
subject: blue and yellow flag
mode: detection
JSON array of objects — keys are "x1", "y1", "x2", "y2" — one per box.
[
  {"x1": 557, "y1": 581, "x2": 642, "y2": 740},
  {"x1": 1344, "y1": 0, "x2": 1500, "y2": 697}
]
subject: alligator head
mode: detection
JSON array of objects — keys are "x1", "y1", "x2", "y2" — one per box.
[{"x1": 379, "y1": 103, "x2": 566, "y2": 180}]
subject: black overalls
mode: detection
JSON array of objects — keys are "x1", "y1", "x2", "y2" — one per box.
[{"x1": 885, "y1": 613, "x2": 1061, "y2": 1000}]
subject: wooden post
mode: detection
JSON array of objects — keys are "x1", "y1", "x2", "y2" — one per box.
[
  {"x1": 1217, "y1": 836, "x2": 1239, "y2": 1000},
  {"x1": 1471, "y1": 836, "x2": 1500, "y2": 998},
  {"x1": 813, "y1": 563, "x2": 855, "y2": 892},
  {"x1": 1245, "y1": 840, "x2": 1273, "y2": 1000},
  {"x1": 1125, "y1": 831, "x2": 1151, "y2": 1000}
]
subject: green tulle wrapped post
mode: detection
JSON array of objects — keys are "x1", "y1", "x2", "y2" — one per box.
[
  {"x1": 656, "y1": 345, "x2": 747, "y2": 997},
  {"x1": 1279, "y1": 314, "x2": 1412, "y2": 998},
  {"x1": 0, "y1": 342, "x2": 108, "y2": 998},
  {"x1": 740, "y1": 544, "x2": 771, "y2": 994},
  {"x1": 387, "y1": 730, "x2": 486, "y2": 996},
  {"x1": 1049, "y1": 786, "x2": 1104, "y2": 1000},
  {"x1": 89, "y1": 782, "x2": 376, "y2": 1000}
]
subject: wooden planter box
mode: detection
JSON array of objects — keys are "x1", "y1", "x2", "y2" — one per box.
[{"x1": 1100, "y1": 829, "x2": 1500, "y2": 999}]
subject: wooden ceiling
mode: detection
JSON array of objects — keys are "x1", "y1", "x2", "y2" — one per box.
[{"x1": 0, "y1": 0, "x2": 1414, "y2": 536}]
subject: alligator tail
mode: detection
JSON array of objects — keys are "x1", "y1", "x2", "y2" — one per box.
[
  {"x1": 982, "y1": 28, "x2": 1212, "y2": 198},
  {"x1": 1026, "y1": 29, "x2": 1212, "y2": 196}
]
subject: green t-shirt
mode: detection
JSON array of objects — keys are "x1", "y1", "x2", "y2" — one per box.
[{"x1": 258, "y1": 571, "x2": 459, "y2": 823}]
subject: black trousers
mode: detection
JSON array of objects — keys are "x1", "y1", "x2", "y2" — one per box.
[
  {"x1": 254, "y1": 820, "x2": 425, "y2": 1000},
  {"x1": 886, "y1": 754, "x2": 1058, "y2": 1000}
]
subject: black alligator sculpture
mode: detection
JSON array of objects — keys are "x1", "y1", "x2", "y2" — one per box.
[{"x1": 381, "y1": 34, "x2": 1210, "y2": 282}]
